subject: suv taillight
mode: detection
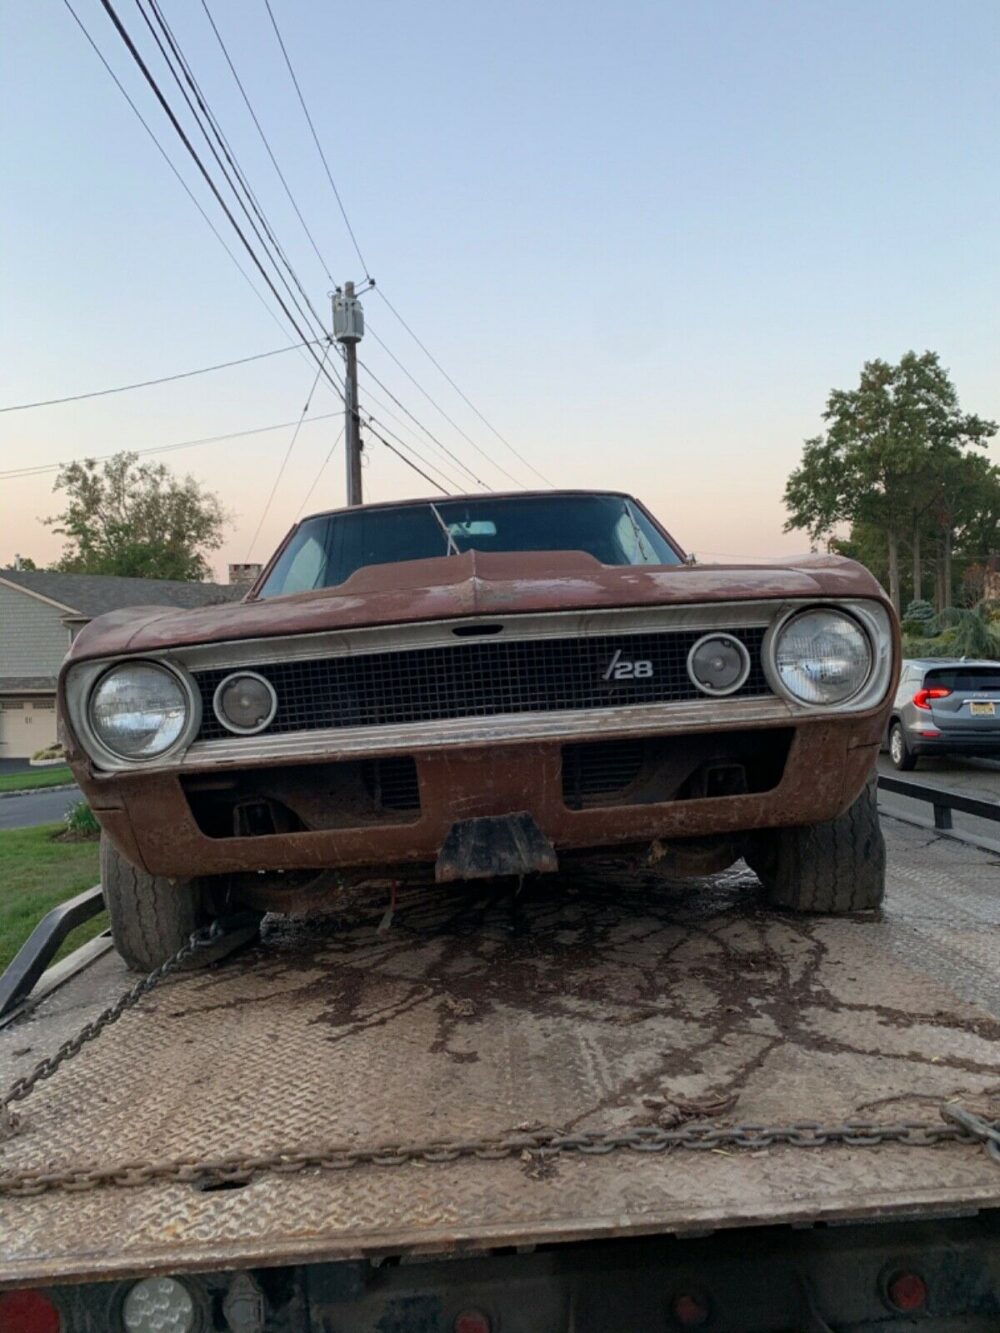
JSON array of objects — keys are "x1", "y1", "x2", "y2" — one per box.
[{"x1": 913, "y1": 687, "x2": 951, "y2": 710}]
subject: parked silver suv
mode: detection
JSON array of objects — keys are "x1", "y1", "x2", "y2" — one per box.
[{"x1": 888, "y1": 658, "x2": 1000, "y2": 769}]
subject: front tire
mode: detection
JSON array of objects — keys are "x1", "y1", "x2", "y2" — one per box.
[
  {"x1": 889, "y1": 722, "x2": 918, "y2": 771},
  {"x1": 100, "y1": 835, "x2": 261, "y2": 972},
  {"x1": 744, "y1": 777, "x2": 885, "y2": 913}
]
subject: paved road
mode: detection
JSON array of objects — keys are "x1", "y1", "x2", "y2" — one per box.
[
  {"x1": 0, "y1": 786, "x2": 81, "y2": 831},
  {"x1": 877, "y1": 753, "x2": 1000, "y2": 849}
]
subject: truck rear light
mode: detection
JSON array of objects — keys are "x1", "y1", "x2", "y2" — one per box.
[
  {"x1": 886, "y1": 1270, "x2": 928, "y2": 1312},
  {"x1": 121, "y1": 1277, "x2": 196, "y2": 1332},
  {"x1": 0, "y1": 1290, "x2": 61, "y2": 1333},
  {"x1": 913, "y1": 688, "x2": 950, "y2": 710},
  {"x1": 671, "y1": 1292, "x2": 710, "y2": 1326},
  {"x1": 453, "y1": 1312, "x2": 492, "y2": 1333}
]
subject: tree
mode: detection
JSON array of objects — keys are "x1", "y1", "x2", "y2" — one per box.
[
  {"x1": 783, "y1": 352, "x2": 996, "y2": 610},
  {"x1": 2, "y1": 556, "x2": 38, "y2": 570},
  {"x1": 46, "y1": 453, "x2": 229, "y2": 581}
]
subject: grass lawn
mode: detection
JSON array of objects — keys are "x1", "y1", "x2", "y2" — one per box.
[
  {"x1": 0, "y1": 766, "x2": 74, "y2": 794},
  {"x1": 0, "y1": 823, "x2": 106, "y2": 973}
]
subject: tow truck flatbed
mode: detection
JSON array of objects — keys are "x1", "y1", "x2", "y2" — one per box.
[{"x1": 1, "y1": 817, "x2": 998, "y2": 1312}]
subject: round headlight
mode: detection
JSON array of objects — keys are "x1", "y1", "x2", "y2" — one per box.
[
  {"x1": 213, "y1": 670, "x2": 277, "y2": 735},
  {"x1": 122, "y1": 1277, "x2": 196, "y2": 1333},
  {"x1": 687, "y1": 632, "x2": 751, "y2": 696},
  {"x1": 89, "y1": 662, "x2": 190, "y2": 759},
  {"x1": 773, "y1": 609, "x2": 872, "y2": 705}
]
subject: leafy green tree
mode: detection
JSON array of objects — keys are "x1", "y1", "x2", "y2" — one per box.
[
  {"x1": 784, "y1": 352, "x2": 996, "y2": 610},
  {"x1": 46, "y1": 453, "x2": 228, "y2": 581},
  {"x1": 932, "y1": 602, "x2": 1000, "y2": 659}
]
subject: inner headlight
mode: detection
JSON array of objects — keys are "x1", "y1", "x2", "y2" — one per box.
[
  {"x1": 773, "y1": 608, "x2": 872, "y2": 705},
  {"x1": 89, "y1": 662, "x2": 190, "y2": 759}
]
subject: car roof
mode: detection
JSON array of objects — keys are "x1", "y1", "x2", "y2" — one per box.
[{"x1": 300, "y1": 489, "x2": 637, "y2": 526}]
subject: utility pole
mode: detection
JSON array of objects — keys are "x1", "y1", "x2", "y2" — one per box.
[{"x1": 333, "y1": 281, "x2": 365, "y2": 506}]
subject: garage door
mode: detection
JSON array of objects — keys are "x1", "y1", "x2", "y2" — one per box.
[{"x1": 0, "y1": 699, "x2": 59, "y2": 759}]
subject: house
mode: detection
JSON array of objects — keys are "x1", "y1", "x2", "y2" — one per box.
[{"x1": 0, "y1": 569, "x2": 245, "y2": 759}]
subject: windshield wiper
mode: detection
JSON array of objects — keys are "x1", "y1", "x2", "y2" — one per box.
[
  {"x1": 429, "y1": 503, "x2": 460, "y2": 556},
  {"x1": 623, "y1": 501, "x2": 656, "y2": 563}
]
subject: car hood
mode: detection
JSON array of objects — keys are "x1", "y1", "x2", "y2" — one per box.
[{"x1": 65, "y1": 549, "x2": 890, "y2": 663}]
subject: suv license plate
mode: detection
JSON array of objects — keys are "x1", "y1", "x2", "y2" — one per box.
[{"x1": 970, "y1": 701, "x2": 996, "y2": 716}]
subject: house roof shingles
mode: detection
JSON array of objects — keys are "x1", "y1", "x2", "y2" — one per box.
[{"x1": 0, "y1": 569, "x2": 243, "y2": 619}]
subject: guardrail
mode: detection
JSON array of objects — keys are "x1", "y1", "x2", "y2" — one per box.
[
  {"x1": 0, "y1": 884, "x2": 104, "y2": 1021},
  {"x1": 877, "y1": 773, "x2": 1000, "y2": 831}
]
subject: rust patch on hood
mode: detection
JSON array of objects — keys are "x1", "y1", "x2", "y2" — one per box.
[{"x1": 65, "y1": 548, "x2": 889, "y2": 664}]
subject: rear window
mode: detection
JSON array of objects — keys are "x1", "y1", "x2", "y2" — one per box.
[{"x1": 924, "y1": 667, "x2": 1000, "y2": 692}]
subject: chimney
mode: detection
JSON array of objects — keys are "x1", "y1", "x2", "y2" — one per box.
[{"x1": 228, "y1": 562, "x2": 262, "y2": 590}]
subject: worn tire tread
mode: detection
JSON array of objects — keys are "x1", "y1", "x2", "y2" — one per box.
[
  {"x1": 751, "y1": 777, "x2": 885, "y2": 914},
  {"x1": 100, "y1": 837, "x2": 260, "y2": 972}
]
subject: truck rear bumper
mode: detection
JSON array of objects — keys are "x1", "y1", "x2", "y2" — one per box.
[{"x1": 82, "y1": 713, "x2": 884, "y2": 881}]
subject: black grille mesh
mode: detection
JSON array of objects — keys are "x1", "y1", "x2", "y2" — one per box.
[{"x1": 194, "y1": 626, "x2": 771, "y2": 742}]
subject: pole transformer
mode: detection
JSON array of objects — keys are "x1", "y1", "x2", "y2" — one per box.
[{"x1": 332, "y1": 281, "x2": 365, "y2": 506}]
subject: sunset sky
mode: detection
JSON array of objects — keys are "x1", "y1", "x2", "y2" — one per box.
[{"x1": 2, "y1": 0, "x2": 997, "y2": 579}]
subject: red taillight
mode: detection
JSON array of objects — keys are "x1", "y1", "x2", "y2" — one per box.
[
  {"x1": 886, "y1": 1270, "x2": 928, "y2": 1312},
  {"x1": 672, "y1": 1292, "x2": 710, "y2": 1326},
  {"x1": 0, "y1": 1290, "x2": 61, "y2": 1333},
  {"x1": 454, "y1": 1311, "x2": 492, "y2": 1333},
  {"x1": 913, "y1": 687, "x2": 950, "y2": 710}
]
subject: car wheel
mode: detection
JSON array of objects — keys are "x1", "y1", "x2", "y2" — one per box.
[
  {"x1": 889, "y1": 721, "x2": 917, "y2": 771},
  {"x1": 743, "y1": 776, "x2": 885, "y2": 914},
  {"x1": 100, "y1": 835, "x2": 262, "y2": 973}
]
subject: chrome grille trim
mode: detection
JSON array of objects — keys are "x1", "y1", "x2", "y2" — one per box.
[
  {"x1": 191, "y1": 625, "x2": 771, "y2": 742},
  {"x1": 178, "y1": 695, "x2": 800, "y2": 768}
]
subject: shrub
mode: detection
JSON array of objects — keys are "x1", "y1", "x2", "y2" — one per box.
[
  {"x1": 63, "y1": 801, "x2": 100, "y2": 839},
  {"x1": 931, "y1": 602, "x2": 1000, "y2": 660},
  {"x1": 901, "y1": 599, "x2": 937, "y2": 637},
  {"x1": 31, "y1": 744, "x2": 65, "y2": 762}
]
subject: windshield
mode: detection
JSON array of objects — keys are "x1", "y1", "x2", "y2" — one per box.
[{"x1": 258, "y1": 494, "x2": 681, "y2": 598}]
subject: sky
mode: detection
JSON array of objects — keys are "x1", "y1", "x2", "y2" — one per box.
[{"x1": 1, "y1": 0, "x2": 998, "y2": 579}]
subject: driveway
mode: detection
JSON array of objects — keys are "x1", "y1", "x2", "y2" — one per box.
[
  {"x1": 0, "y1": 785, "x2": 81, "y2": 831},
  {"x1": 0, "y1": 759, "x2": 35, "y2": 775}
]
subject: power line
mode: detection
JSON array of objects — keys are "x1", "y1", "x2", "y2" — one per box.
[
  {"x1": 134, "y1": 0, "x2": 327, "y2": 342},
  {"x1": 351, "y1": 375, "x2": 485, "y2": 490},
  {"x1": 362, "y1": 410, "x2": 465, "y2": 494},
  {"x1": 1, "y1": 399, "x2": 456, "y2": 497},
  {"x1": 257, "y1": 1, "x2": 542, "y2": 493},
  {"x1": 0, "y1": 411, "x2": 343, "y2": 480},
  {"x1": 295, "y1": 426, "x2": 344, "y2": 520},
  {"x1": 61, "y1": 1, "x2": 458, "y2": 507},
  {"x1": 263, "y1": 0, "x2": 370, "y2": 278},
  {"x1": 363, "y1": 420, "x2": 452, "y2": 495},
  {"x1": 200, "y1": 0, "x2": 335, "y2": 285},
  {"x1": 145, "y1": 0, "x2": 328, "y2": 336},
  {"x1": 356, "y1": 359, "x2": 491, "y2": 490},
  {"x1": 245, "y1": 346, "x2": 331, "y2": 560},
  {"x1": 60, "y1": 0, "x2": 314, "y2": 362},
  {"x1": 363, "y1": 330, "x2": 523, "y2": 488},
  {"x1": 0, "y1": 341, "x2": 317, "y2": 414},
  {"x1": 374, "y1": 286, "x2": 552, "y2": 485},
  {"x1": 95, "y1": 0, "x2": 344, "y2": 410}
]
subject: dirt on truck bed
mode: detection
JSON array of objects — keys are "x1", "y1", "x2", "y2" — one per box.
[{"x1": 1, "y1": 816, "x2": 999, "y2": 1287}]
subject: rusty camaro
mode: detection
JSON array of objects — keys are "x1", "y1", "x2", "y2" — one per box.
[{"x1": 59, "y1": 491, "x2": 899, "y2": 970}]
